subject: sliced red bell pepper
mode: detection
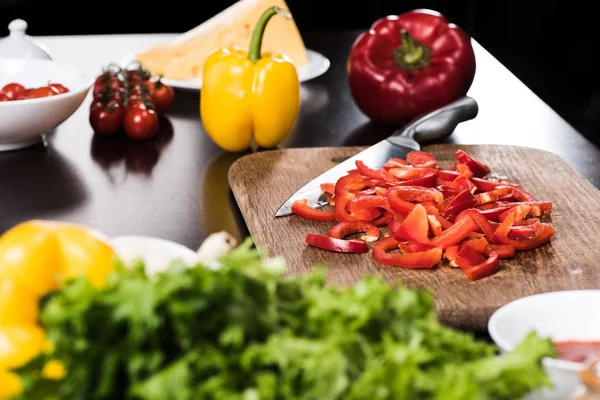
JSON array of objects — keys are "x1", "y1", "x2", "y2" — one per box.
[
  {"x1": 387, "y1": 220, "x2": 401, "y2": 234},
  {"x1": 444, "y1": 244, "x2": 460, "y2": 261},
  {"x1": 443, "y1": 189, "x2": 476, "y2": 218},
  {"x1": 320, "y1": 183, "x2": 335, "y2": 195},
  {"x1": 395, "y1": 172, "x2": 438, "y2": 188},
  {"x1": 455, "y1": 150, "x2": 491, "y2": 177},
  {"x1": 512, "y1": 186, "x2": 537, "y2": 202},
  {"x1": 355, "y1": 160, "x2": 387, "y2": 180},
  {"x1": 305, "y1": 233, "x2": 369, "y2": 253},
  {"x1": 328, "y1": 221, "x2": 380, "y2": 242},
  {"x1": 455, "y1": 209, "x2": 495, "y2": 242},
  {"x1": 449, "y1": 176, "x2": 476, "y2": 194},
  {"x1": 348, "y1": 195, "x2": 390, "y2": 214},
  {"x1": 455, "y1": 245, "x2": 499, "y2": 280},
  {"x1": 455, "y1": 163, "x2": 474, "y2": 179},
  {"x1": 406, "y1": 151, "x2": 437, "y2": 168},
  {"x1": 429, "y1": 213, "x2": 478, "y2": 249},
  {"x1": 492, "y1": 212, "x2": 555, "y2": 251},
  {"x1": 373, "y1": 236, "x2": 443, "y2": 268},
  {"x1": 461, "y1": 237, "x2": 489, "y2": 254},
  {"x1": 394, "y1": 203, "x2": 430, "y2": 243},
  {"x1": 382, "y1": 158, "x2": 408, "y2": 169},
  {"x1": 427, "y1": 215, "x2": 442, "y2": 236},
  {"x1": 474, "y1": 186, "x2": 512, "y2": 205},
  {"x1": 371, "y1": 210, "x2": 393, "y2": 226},
  {"x1": 291, "y1": 199, "x2": 336, "y2": 221},
  {"x1": 387, "y1": 186, "x2": 444, "y2": 204},
  {"x1": 471, "y1": 177, "x2": 517, "y2": 192},
  {"x1": 398, "y1": 241, "x2": 437, "y2": 253},
  {"x1": 485, "y1": 244, "x2": 515, "y2": 259}
]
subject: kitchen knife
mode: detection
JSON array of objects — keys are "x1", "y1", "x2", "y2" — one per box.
[{"x1": 274, "y1": 96, "x2": 479, "y2": 217}]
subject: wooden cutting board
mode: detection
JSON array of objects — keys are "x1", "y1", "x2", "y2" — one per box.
[{"x1": 229, "y1": 144, "x2": 600, "y2": 331}]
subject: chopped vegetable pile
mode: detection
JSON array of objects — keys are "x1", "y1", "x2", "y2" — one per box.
[
  {"x1": 292, "y1": 150, "x2": 555, "y2": 280},
  {"x1": 15, "y1": 240, "x2": 555, "y2": 399}
]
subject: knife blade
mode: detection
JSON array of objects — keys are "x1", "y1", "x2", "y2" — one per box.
[{"x1": 274, "y1": 96, "x2": 479, "y2": 217}]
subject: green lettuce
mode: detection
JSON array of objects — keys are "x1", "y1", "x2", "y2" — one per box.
[{"x1": 16, "y1": 239, "x2": 556, "y2": 399}]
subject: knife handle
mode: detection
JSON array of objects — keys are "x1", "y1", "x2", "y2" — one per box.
[{"x1": 392, "y1": 96, "x2": 479, "y2": 144}]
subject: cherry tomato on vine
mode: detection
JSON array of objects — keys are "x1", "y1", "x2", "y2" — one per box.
[
  {"x1": 14, "y1": 89, "x2": 32, "y2": 100},
  {"x1": 123, "y1": 107, "x2": 159, "y2": 140},
  {"x1": 89, "y1": 101, "x2": 124, "y2": 135},
  {"x1": 148, "y1": 80, "x2": 175, "y2": 113},
  {"x1": 1, "y1": 83, "x2": 25, "y2": 99},
  {"x1": 125, "y1": 99, "x2": 154, "y2": 113},
  {"x1": 95, "y1": 72, "x2": 119, "y2": 85},
  {"x1": 0, "y1": 93, "x2": 10, "y2": 102}
]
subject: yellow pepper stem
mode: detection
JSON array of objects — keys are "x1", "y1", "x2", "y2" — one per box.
[{"x1": 248, "y1": 6, "x2": 293, "y2": 63}]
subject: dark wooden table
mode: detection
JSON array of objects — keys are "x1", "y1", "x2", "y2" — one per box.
[{"x1": 2, "y1": 30, "x2": 599, "y2": 258}]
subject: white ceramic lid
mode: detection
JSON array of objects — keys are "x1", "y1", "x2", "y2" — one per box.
[{"x1": 0, "y1": 19, "x2": 52, "y2": 60}]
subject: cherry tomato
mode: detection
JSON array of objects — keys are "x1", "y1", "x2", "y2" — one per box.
[
  {"x1": 49, "y1": 83, "x2": 69, "y2": 94},
  {"x1": 94, "y1": 80, "x2": 122, "y2": 97},
  {"x1": 89, "y1": 101, "x2": 124, "y2": 135},
  {"x1": 90, "y1": 99, "x2": 107, "y2": 112},
  {"x1": 28, "y1": 86, "x2": 58, "y2": 99},
  {"x1": 95, "y1": 72, "x2": 119, "y2": 85},
  {"x1": 125, "y1": 99, "x2": 154, "y2": 113},
  {"x1": 1, "y1": 83, "x2": 25, "y2": 99},
  {"x1": 13, "y1": 89, "x2": 32, "y2": 101},
  {"x1": 150, "y1": 81, "x2": 175, "y2": 113},
  {"x1": 123, "y1": 107, "x2": 159, "y2": 140},
  {"x1": 125, "y1": 69, "x2": 150, "y2": 82},
  {"x1": 0, "y1": 93, "x2": 10, "y2": 102}
]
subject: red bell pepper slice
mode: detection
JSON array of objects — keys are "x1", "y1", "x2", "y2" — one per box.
[
  {"x1": 455, "y1": 150, "x2": 491, "y2": 177},
  {"x1": 320, "y1": 183, "x2": 335, "y2": 195},
  {"x1": 406, "y1": 151, "x2": 437, "y2": 168},
  {"x1": 371, "y1": 210, "x2": 393, "y2": 226},
  {"x1": 305, "y1": 233, "x2": 369, "y2": 253},
  {"x1": 394, "y1": 203, "x2": 430, "y2": 243},
  {"x1": 492, "y1": 211, "x2": 555, "y2": 251},
  {"x1": 461, "y1": 237, "x2": 489, "y2": 254},
  {"x1": 455, "y1": 209, "x2": 495, "y2": 242},
  {"x1": 443, "y1": 189, "x2": 477, "y2": 218},
  {"x1": 455, "y1": 245, "x2": 499, "y2": 280},
  {"x1": 485, "y1": 244, "x2": 515, "y2": 259},
  {"x1": 328, "y1": 221, "x2": 380, "y2": 242},
  {"x1": 395, "y1": 172, "x2": 438, "y2": 188},
  {"x1": 429, "y1": 213, "x2": 478, "y2": 249},
  {"x1": 474, "y1": 186, "x2": 512, "y2": 205},
  {"x1": 427, "y1": 215, "x2": 442, "y2": 236},
  {"x1": 444, "y1": 244, "x2": 460, "y2": 262},
  {"x1": 348, "y1": 195, "x2": 390, "y2": 214},
  {"x1": 382, "y1": 158, "x2": 408, "y2": 169},
  {"x1": 387, "y1": 186, "x2": 444, "y2": 204},
  {"x1": 387, "y1": 220, "x2": 401, "y2": 234},
  {"x1": 449, "y1": 176, "x2": 476, "y2": 194},
  {"x1": 373, "y1": 236, "x2": 443, "y2": 268},
  {"x1": 455, "y1": 163, "x2": 474, "y2": 179},
  {"x1": 398, "y1": 241, "x2": 437, "y2": 253},
  {"x1": 355, "y1": 160, "x2": 387, "y2": 180},
  {"x1": 291, "y1": 199, "x2": 336, "y2": 221},
  {"x1": 512, "y1": 187, "x2": 537, "y2": 202}
]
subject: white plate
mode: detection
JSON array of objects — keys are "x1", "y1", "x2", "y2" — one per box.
[{"x1": 119, "y1": 48, "x2": 330, "y2": 91}]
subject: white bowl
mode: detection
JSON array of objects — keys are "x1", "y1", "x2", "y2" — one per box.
[
  {"x1": 110, "y1": 235, "x2": 199, "y2": 277},
  {"x1": 489, "y1": 290, "x2": 600, "y2": 399},
  {"x1": 0, "y1": 58, "x2": 92, "y2": 151}
]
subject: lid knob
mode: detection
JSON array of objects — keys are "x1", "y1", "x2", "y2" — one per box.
[{"x1": 8, "y1": 19, "x2": 28, "y2": 36}]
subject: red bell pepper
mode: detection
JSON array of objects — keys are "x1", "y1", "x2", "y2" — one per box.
[
  {"x1": 328, "y1": 221, "x2": 380, "y2": 242},
  {"x1": 305, "y1": 233, "x2": 369, "y2": 253},
  {"x1": 443, "y1": 189, "x2": 476, "y2": 218},
  {"x1": 455, "y1": 246, "x2": 500, "y2": 281},
  {"x1": 373, "y1": 236, "x2": 443, "y2": 268},
  {"x1": 455, "y1": 150, "x2": 491, "y2": 177},
  {"x1": 291, "y1": 199, "x2": 336, "y2": 221},
  {"x1": 347, "y1": 9, "x2": 476, "y2": 124},
  {"x1": 406, "y1": 151, "x2": 437, "y2": 168},
  {"x1": 394, "y1": 203, "x2": 430, "y2": 243}
]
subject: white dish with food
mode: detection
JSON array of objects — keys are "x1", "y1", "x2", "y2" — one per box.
[
  {"x1": 110, "y1": 232, "x2": 238, "y2": 276},
  {"x1": 119, "y1": 48, "x2": 330, "y2": 92},
  {"x1": 488, "y1": 290, "x2": 600, "y2": 400},
  {"x1": 0, "y1": 58, "x2": 92, "y2": 151}
]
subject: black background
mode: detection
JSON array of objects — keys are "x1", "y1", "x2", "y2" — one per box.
[{"x1": 2, "y1": 0, "x2": 599, "y2": 147}]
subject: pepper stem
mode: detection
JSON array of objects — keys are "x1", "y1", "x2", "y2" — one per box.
[
  {"x1": 393, "y1": 30, "x2": 431, "y2": 71},
  {"x1": 248, "y1": 6, "x2": 292, "y2": 63}
]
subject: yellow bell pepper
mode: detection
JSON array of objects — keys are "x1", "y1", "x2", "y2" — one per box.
[
  {"x1": 0, "y1": 369, "x2": 22, "y2": 400},
  {"x1": 0, "y1": 325, "x2": 45, "y2": 370},
  {"x1": 200, "y1": 6, "x2": 301, "y2": 152},
  {"x1": 0, "y1": 220, "x2": 118, "y2": 294},
  {"x1": 0, "y1": 278, "x2": 38, "y2": 326}
]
